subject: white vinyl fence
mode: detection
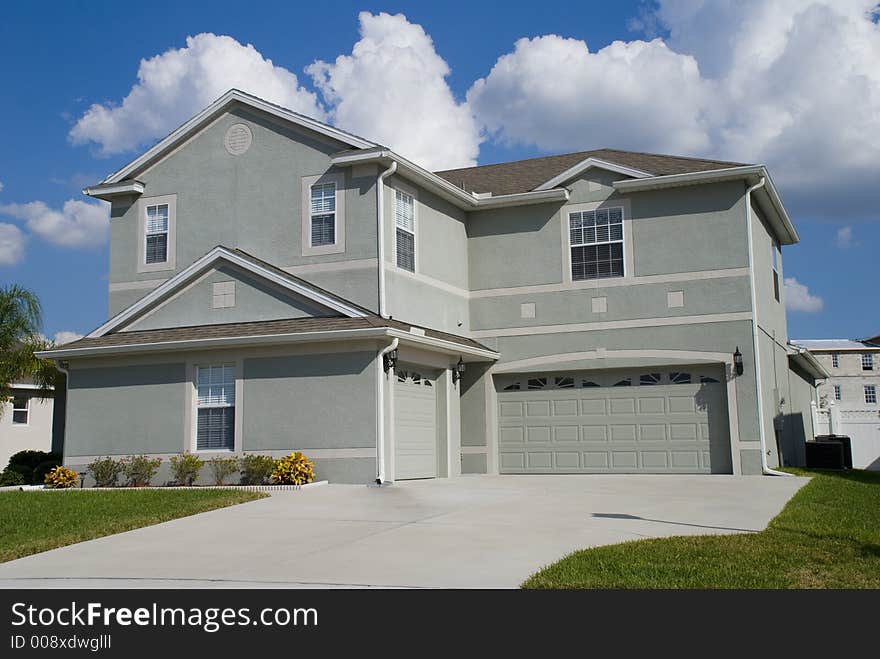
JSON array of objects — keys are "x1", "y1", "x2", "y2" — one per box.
[{"x1": 814, "y1": 402, "x2": 880, "y2": 470}]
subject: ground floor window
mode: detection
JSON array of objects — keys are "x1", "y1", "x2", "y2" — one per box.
[
  {"x1": 196, "y1": 364, "x2": 235, "y2": 450},
  {"x1": 11, "y1": 395, "x2": 29, "y2": 425}
]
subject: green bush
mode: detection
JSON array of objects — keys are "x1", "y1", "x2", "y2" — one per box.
[
  {"x1": 87, "y1": 457, "x2": 122, "y2": 488},
  {"x1": 169, "y1": 453, "x2": 203, "y2": 486},
  {"x1": 238, "y1": 454, "x2": 275, "y2": 485},
  {"x1": 0, "y1": 467, "x2": 25, "y2": 487},
  {"x1": 6, "y1": 450, "x2": 61, "y2": 484},
  {"x1": 207, "y1": 456, "x2": 238, "y2": 486},
  {"x1": 271, "y1": 452, "x2": 315, "y2": 485},
  {"x1": 120, "y1": 455, "x2": 162, "y2": 487}
]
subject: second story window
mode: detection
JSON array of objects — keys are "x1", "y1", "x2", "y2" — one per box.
[
  {"x1": 395, "y1": 189, "x2": 415, "y2": 272},
  {"x1": 145, "y1": 204, "x2": 169, "y2": 264},
  {"x1": 771, "y1": 240, "x2": 781, "y2": 302},
  {"x1": 831, "y1": 353, "x2": 839, "y2": 368},
  {"x1": 833, "y1": 385, "x2": 842, "y2": 401},
  {"x1": 865, "y1": 385, "x2": 877, "y2": 405},
  {"x1": 569, "y1": 207, "x2": 624, "y2": 280},
  {"x1": 309, "y1": 182, "x2": 336, "y2": 247},
  {"x1": 862, "y1": 353, "x2": 874, "y2": 371}
]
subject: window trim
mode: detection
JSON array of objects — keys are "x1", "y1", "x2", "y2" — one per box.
[
  {"x1": 137, "y1": 194, "x2": 177, "y2": 273},
  {"x1": 833, "y1": 384, "x2": 842, "y2": 401},
  {"x1": 392, "y1": 181, "x2": 418, "y2": 273},
  {"x1": 301, "y1": 173, "x2": 345, "y2": 256},
  {"x1": 11, "y1": 394, "x2": 29, "y2": 426},
  {"x1": 188, "y1": 360, "x2": 242, "y2": 453},
  {"x1": 831, "y1": 353, "x2": 839, "y2": 368},
  {"x1": 771, "y1": 239, "x2": 781, "y2": 303},
  {"x1": 865, "y1": 384, "x2": 877, "y2": 405},
  {"x1": 562, "y1": 199, "x2": 633, "y2": 284},
  {"x1": 862, "y1": 353, "x2": 874, "y2": 371}
]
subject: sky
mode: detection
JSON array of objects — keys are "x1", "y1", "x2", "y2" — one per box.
[{"x1": 0, "y1": 0, "x2": 878, "y2": 344}]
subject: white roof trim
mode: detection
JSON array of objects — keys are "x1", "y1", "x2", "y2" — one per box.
[
  {"x1": 331, "y1": 150, "x2": 568, "y2": 210},
  {"x1": 101, "y1": 89, "x2": 376, "y2": 185},
  {"x1": 533, "y1": 158, "x2": 653, "y2": 191},
  {"x1": 614, "y1": 165, "x2": 799, "y2": 245},
  {"x1": 87, "y1": 246, "x2": 367, "y2": 338},
  {"x1": 83, "y1": 180, "x2": 145, "y2": 200},
  {"x1": 787, "y1": 345, "x2": 830, "y2": 380}
]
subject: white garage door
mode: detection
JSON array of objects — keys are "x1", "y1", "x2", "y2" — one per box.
[
  {"x1": 395, "y1": 369, "x2": 437, "y2": 480},
  {"x1": 497, "y1": 367, "x2": 731, "y2": 474}
]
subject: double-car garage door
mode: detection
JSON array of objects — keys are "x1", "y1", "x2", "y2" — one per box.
[{"x1": 497, "y1": 367, "x2": 731, "y2": 474}]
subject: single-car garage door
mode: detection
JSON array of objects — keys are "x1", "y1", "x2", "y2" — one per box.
[
  {"x1": 395, "y1": 368, "x2": 437, "y2": 480},
  {"x1": 496, "y1": 367, "x2": 731, "y2": 474}
]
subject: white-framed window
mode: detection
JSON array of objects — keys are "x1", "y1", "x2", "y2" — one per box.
[
  {"x1": 862, "y1": 353, "x2": 874, "y2": 371},
  {"x1": 569, "y1": 206, "x2": 624, "y2": 280},
  {"x1": 865, "y1": 385, "x2": 877, "y2": 404},
  {"x1": 831, "y1": 353, "x2": 839, "y2": 368},
  {"x1": 145, "y1": 203, "x2": 169, "y2": 264},
  {"x1": 195, "y1": 364, "x2": 235, "y2": 451},
  {"x1": 395, "y1": 189, "x2": 415, "y2": 272},
  {"x1": 833, "y1": 385, "x2": 842, "y2": 401},
  {"x1": 771, "y1": 240, "x2": 781, "y2": 302},
  {"x1": 11, "y1": 395, "x2": 29, "y2": 425},
  {"x1": 309, "y1": 181, "x2": 336, "y2": 247}
]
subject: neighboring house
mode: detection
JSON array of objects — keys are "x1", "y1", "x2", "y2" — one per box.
[
  {"x1": 794, "y1": 338, "x2": 880, "y2": 470},
  {"x1": 0, "y1": 383, "x2": 59, "y2": 470},
  {"x1": 39, "y1": 89, "x2": 823, "y2": 483}
]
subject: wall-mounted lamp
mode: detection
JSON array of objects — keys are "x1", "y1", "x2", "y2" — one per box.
[
  {"x1": 452, "y1": 357, "x2": 466, "y2": 385},
  {"x1": 383, "y1": 348, "x2": 398, "y2": 372},
  {"x1": 733, "y1": 347, "x2": 744, "y2": 376}
]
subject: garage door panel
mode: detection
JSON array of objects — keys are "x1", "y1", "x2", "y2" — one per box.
[
  {"x1": 497, "y1": 367, "x2": 731, "y2": 474},
  {"x1": 395, "y1": 369, "x2": 437, "y2": 480}
]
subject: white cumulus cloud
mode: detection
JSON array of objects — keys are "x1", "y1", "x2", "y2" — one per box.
[
  {"x1": 69, "y1": 33, "x2": 324, "y2": 155},
  {"x1": 835, "y1": 226, "x2": 855, "y2": 248},
  {"x1": 52, "y1": 331, "x2": 83, "y2": 345},
  {"x1": 0, "y1": 223, "x2": 26, "y2": 265},
  {"x1": 307, "y1": 12, "x2": 481, "y2": 170},
  {"x1": 784, "y1": 277, "x2": 824, "y2": 312},
  {"x1": 0, "y1": 199, "x2": 110, "y2": 247}
]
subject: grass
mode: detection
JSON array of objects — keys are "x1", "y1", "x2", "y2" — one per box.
[
  {"x1": 0, "y1": 489, "x2": 266, "y2": 563},
  {"x1": 523, "y1": 469, "x2": 880, "y2": 589}
]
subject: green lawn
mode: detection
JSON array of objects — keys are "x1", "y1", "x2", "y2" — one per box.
[
  {"x1": 0, "y1": 489, "x2": 266, "y2": 563},
  {"x1": 523, "y1": 469, "x2": 880, "y2": 589}
]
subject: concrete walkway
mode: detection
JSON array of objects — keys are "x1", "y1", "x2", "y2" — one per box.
[{"x1": 0, "y1": 474, "x2": 807, "y2": 589}]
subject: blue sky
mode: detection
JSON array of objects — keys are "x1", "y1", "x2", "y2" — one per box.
[{"x1": 0, "y1": 0, "x2": 878, "y2": 342}]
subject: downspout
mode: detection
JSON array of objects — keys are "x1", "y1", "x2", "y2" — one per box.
[
  {"x1": 375, "y1": 337, "x2": 399, "y2": 484},
  {"x1": 376, "y1": 160, "x2": 398, "y2": 319},
  {"x1": 745, "y1": 177, "x2": 789, "y2": 477}
]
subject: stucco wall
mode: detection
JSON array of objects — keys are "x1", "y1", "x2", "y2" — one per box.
[{"x1": 0, "y1": 389, "x2": 55, "y2": 469}]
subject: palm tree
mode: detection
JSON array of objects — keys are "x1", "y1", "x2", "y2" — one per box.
[{"x1": 0, "y1": 285, "x2": 59, "y2": 415}]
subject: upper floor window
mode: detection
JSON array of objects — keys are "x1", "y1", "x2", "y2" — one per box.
[
  {"x1": 865, "y1": 385, "x2": 877, "y2": 405},
  {"x1": 569, "y1": 207, "x2": 624, "y2": 280},
  {"x1": 862, "y1": 353, "x2": 874, "y2": 371},
  {"x1": 145, "y1": 204, "x2": 169, "y2": 264},
  {"x1": 11, "y1": 395, "x2": 29, "y2": 425},
  {"x1": 831, "y1": 353, "x2": 839, "y2": 368},
  {"x1": 771, "y1": 240, "x2": 781, "y2": 302},
  {"x1": 833, "y1": 385, "x2": 842, "y2": 401},
  {"x1": 395, "y1": 189, "x2": 415, "y2": 272},
  {"x1": 309, "y1": 182, "x2": 336, "y2": 247}
]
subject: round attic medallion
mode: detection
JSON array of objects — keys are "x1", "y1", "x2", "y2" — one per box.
[{"x1": 224, "y1": 123, "x2": 253, "y2": 155}]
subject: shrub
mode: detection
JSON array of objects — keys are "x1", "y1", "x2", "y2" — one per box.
[
  {"x1": 44, "y1": 466, "x2": 78, "y2": 489},
  {"x1": 169, "y1": 453, "x2": 204, "y2": 486},
  {"x1": 87, "y1": 457, "x2": 123, "y2": 488},
  {"x1": 120, "y1": 455, "x2": 162, "y2": 487},
  {"x1": 238, "y1": 454, "x2": 275, "y2": 485},
  {"x1": 0, "y1": 467, "x2": 25, "y2": 487},
  {"x1": 271, "y1": 452, "x2": 315, "y2": 485},
  {"x1": 6, "y1": 450, "x2": 61, "y2": 484},
  {"x1": 208, "y1": 456, "x2": 239, "y2": 486}
]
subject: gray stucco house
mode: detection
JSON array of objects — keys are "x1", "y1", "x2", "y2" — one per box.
[{"x1": 40, "y1": 89, "x2": 826, "y2": 483}]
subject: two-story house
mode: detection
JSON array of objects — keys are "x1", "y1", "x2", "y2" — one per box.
[
  {"x1": 39, "y1": 90, "x2": 824, "y2": 484},
  {"x1": 794, "y1": 338, "x2": 880, "y2": 469}
]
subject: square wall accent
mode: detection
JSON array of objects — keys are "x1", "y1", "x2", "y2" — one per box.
[
  {"x1": 667, "y1": 291, "x2": 684, "y2": 308},
  {"x1": 520, "y1": 302, "x2": 536, "y2": 319},
  {"x1": 213, "y1": 281, "x2": 235, "y2": 309},
  {"x1": 591, "y1": 297, "x2": 607, "y2": 313}
]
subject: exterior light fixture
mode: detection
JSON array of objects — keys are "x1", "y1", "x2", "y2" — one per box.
[
  {"x1": 383, "y1": 348, "x2": 398, "y2": 372},
  {"x1": 452, "y1": 357, "x2": 466, "y2": 385},
  {"x1": 733, "y1": 347, "x2": 744, "y2": 376}
]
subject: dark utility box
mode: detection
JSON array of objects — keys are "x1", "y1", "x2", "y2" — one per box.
[
  {"x1": 813, "y1": 434, "x2": 853, "y2": 469},
  {"x1": 805, "y1": 440, "x2": 846, "y2": 470}
]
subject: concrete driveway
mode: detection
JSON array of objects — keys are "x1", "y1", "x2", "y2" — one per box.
[{"x1": 0, "y1": 474, "x2": 807, "y2": 589}]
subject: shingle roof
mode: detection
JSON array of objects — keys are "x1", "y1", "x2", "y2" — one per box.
[
  {"x1": 793, "y1": 339, "x2": 880, "y2": 351},
  {"x1": 435, "y1": 148, "x2": 748, "y2": 196},
  {"x1": 54, "y1": 316, "x2": 492, "y2": 353}
]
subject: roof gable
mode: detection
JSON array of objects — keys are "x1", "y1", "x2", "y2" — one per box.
[
  {"x1": 88, "y1": 246, "x2": 368, "y2": 337},
  {"x1": 99, "y1": 89, "x2": 377, "y2": 186}
]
